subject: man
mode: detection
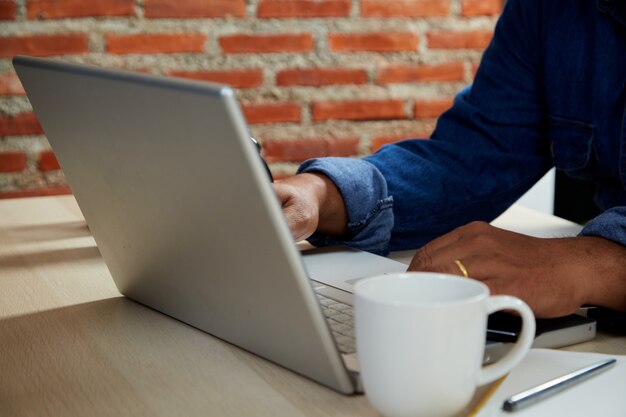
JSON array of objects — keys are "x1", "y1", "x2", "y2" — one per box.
[{"x1": 272, "y1": 0, "x2": 626, "y2": 318}]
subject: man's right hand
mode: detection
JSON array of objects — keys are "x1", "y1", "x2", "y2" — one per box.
[{"x1": 272, "y1": 173, "x2": 348, "y2": 242}]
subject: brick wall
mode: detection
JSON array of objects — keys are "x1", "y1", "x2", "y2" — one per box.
[{"x1": 0, "y1": 0, "x2": 502, "y2": 198}]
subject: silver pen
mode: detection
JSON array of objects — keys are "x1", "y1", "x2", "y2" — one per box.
[{"x1": 502, "y1": 358, "x2": 617, "y2": 412}]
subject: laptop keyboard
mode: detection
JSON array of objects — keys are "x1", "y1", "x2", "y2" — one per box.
[
  {"x1": 315, "y1": 293, "x2": 519, "y2": 364},
  {"x1": 316, "y1": 294, "x2": 356, "y2": 354}
]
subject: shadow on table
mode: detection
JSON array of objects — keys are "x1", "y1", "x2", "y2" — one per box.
[
  {"x1": 1, "y1": 245, "x2": 102, "y2": 269},
  {"x1": 4, "y1": 221, "x2": 90, "y2": 242},
  {"x1": 0, "y1": 297, "x2": 372, "y2": 417}
]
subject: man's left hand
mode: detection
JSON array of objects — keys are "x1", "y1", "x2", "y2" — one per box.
[{"x1": 408, "y1": 221, "x2": 626, "y2": 318}]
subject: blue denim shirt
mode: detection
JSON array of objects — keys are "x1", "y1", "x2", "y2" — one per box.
[{"x1": 299, "y1": 0, "x2": 626, "y2": 255}]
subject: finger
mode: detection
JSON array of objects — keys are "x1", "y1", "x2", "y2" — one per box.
[
  {"x1": 272, "y1": 183, "x2": 291, "y2": 205},
  {"x1": 412, "y1": 255, "x2": 472, "y2": 278},
  {"x1": 280, "y1": 204, "x2": 306, "y2": 241},
  {"x1": 271, "y1": 184, "x2": 306, "y2": 240},
  {"x1": 409, "y1": 228, "x2": 461, "y2": 270},
  {"x1": 412, "y1": 253, "x2": 499, "y2": 281},
  {"x1": 409, "y1": 242, "x2": 470, "y2": 272},
  {"x1": 409, "y1": 222, "x2": 502, "y2": 271},
  {"x1": 409, "y1": 245, "x2": 536, "y2": 314},
  {"x1": 451, "y1": 255, "x2": 495, "y2": 280},
  {"x1": 288, "y1": 218, "x2": 313, "y2": 242},
  {"x1": 440, "y1": 255, "x2": 526, "y2": 306}
]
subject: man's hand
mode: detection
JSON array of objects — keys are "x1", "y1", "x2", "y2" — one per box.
[
  {"x1": 272, "y1": 173, "x2": 348, "y2": 242},
  {"x1": 409, "y1": 221, "x2": 626, "y2": 318}
]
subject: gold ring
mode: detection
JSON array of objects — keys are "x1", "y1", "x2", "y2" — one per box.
[{"x1": 453, "y1": 259, "x2": 469, "y2": 278}]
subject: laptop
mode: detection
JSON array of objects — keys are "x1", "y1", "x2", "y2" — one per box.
[{"x1": 13, "y1": 56, "x2": 596, "y2": 395}]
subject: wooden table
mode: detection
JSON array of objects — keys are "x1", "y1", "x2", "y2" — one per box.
[{"x1": 1, "y1": 196, "x2": 624, "y2": 417}]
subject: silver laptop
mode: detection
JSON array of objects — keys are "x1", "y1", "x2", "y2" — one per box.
[{"x1": 14, "y1": 56, "x2": 596, "y2": 395}]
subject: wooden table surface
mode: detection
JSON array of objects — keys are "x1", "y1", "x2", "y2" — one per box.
[{"x1": 1, "y1": 196, "x2": 624, "y2": 417}]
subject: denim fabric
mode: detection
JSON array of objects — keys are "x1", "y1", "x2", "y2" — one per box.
[
  {"x1": 297, "y1": 158, "x2": 394, "y2": 255},
  {"x1": 300, "y1": 0, "x2": 626, "y2": 254}
]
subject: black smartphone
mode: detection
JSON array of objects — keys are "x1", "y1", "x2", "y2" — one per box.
[{"x1": 250, "y1": 136, "x2": 273, "y2": 182}]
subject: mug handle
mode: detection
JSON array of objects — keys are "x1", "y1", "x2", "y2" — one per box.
[{"x1": 477, "y1": 295, "x2": 536, "y2": 385}]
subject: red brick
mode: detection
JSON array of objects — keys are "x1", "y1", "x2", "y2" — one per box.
[
  {"x1": 168, "y1": 69, "x2": 264, "y2": 88},
  {"x1": 361, "y1": 0, "x2": 450, "y2": 17},
  {"x1": 0, "y1": 0, "x2": 16, "y2": 20},
  {"x1": 427, "y1": 30, "x2": 493, "y2": 49},
  {"x1": 0, "y1": 151, "x2": 27, "y2": 172},
  {"x1": 328, "y1": 32, "x2": 419, "y2": 52},
  {"x1": 38, "y1": 150, "x2": 61, "y2": 171},
  {"x1": 471, "y1": 62, "x2": 480, "y2": 78},
  {"x1": 461, "y1": 0, "x2": 502, "y2": 16},
  {"x1": 371, "y1": 133, "x2": 428, "y2": 152},
  {"x1": 0, "y1": 72, "x2": 25, "y2": 95},
  {"x1": 414, "y1": 97, "x2": 453, "y2": 118},
  {"x1": 0, "y1": 113, "x2": 44, "y2": 136},
  {"x1": 0, "y1": 34, "x2": 89, "y2": 57},
  {"x1": 326, "y1": 137, "x2": 360, "y2": 156},
  {"x1": 312, "y1": 99, "x2": 405, "y2": 122},
  {"x1": 220, "y1": 33, "x2": 314, "y2": 54},
  {"x1": 105, "y1": 33, "x2": 206, "y2": 54},
  {"x1": 0, "y1": 185, "x2": 72, "y2": 199},
  {"x1": 263, "y1": 136, "x2": 359, "y2": 162},
  {"x1": 377, "y1": 62, "x2": 464, "y2": 84},
  {"x1": 276, "y1": 68, "x2": 367, "y2": 86},
  {"x1": 27, "y1": 0, "x2": 134, "y2": 19},
  {"x1": 144, "y1": 0, "x2": 245, "y2": 18},
  {"x1": 242, "y1": 102, "x2": 301, "y2": 124},
  {"x1": 258, "y1": 0, "x2": 350, "y2": 18}
]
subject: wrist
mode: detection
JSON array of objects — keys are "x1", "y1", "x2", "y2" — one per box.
[
  {"x1": 301, "y1": 173, "x2": 348, "y2": 237},
  {"x1": 579, "y1": 236, "x2": 626, "y2": 311}
]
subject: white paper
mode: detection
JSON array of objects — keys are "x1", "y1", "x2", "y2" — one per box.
[{"x1": 476, "y1": 349, "x2": 626, "y2": 417}]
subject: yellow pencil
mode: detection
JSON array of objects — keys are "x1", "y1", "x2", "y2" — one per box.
[{"x1": 467, "y1": 375, "x2": 508, "y2": 417}]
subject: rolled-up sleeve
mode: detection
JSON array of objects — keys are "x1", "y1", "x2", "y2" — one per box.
[
  {"x1": 297, "y1": 157, "x2": 394, "y2": 255},
  {"x1": 296, "y1": 0, "x2": 552, "y2": 254},
  {"x1": 579, "y1": 207, "x2": 626, "y2": 246}
]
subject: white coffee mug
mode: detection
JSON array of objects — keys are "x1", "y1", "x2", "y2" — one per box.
[{"x1": 354, "y1": 272, "x2": 535, "y2": 417}]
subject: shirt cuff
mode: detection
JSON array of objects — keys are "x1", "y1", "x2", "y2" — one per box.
[
  {"x1": 579, "y1": 206, "x2": 626, "y2": 246},
  {"x1": 297, "y1": 157, "x2": 394, "y2": 255}
]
